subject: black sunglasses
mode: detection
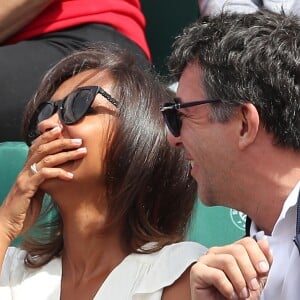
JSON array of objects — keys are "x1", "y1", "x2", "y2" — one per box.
[
  {"x1": 28, "y1": 85, "x2": 119, "y2": 142},
  {"x1": 160, "y1": 98, "x2": 221, "y2": 137}
]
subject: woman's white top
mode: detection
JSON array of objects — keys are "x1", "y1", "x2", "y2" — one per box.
[{"x1": 0, "y1": 241, "x2": 206, "y2": 299}]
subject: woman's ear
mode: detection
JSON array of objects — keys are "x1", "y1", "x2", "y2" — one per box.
[{"x1": 238, "y1": 103, "x2": 260, "y2": 150}]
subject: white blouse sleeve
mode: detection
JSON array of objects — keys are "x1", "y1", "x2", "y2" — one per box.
[
  {"x1": 0, "y1": 247, "x2": 26, "y2": 298},
  {"x1": 133, "y1": 241, "x2": 206, "y2": 299}
]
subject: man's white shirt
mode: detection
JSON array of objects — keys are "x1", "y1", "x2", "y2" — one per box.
[{"x1": 250, "y1": 181, "x2": 300, "y2": 299}]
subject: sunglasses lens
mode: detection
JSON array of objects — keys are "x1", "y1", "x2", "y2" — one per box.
[
  {"x1": 62, "y1": 88, "x2": 95, "y2": 124},
  {"x1": 28, "y1": 102, "x2": 55, "y2": 142},
  {"x1": 162, "y1": 105, "x2": 181, "y2": 137},
  {"x1": 38, "y1": 102, "x2": 55, "y2": 123}
]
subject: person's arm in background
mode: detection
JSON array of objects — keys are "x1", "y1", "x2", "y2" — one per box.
[
  {"x1": 198, "y1": 0, "x2": 259, "y2": 16},
  {"x1": 0, "y1": 0, "x2": 54, "y2": 43}
]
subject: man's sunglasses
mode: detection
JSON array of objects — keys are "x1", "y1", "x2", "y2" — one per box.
[
  {"x1": 28, "y1": 85, "x2": 119, "y2": 142},
  {"x1": 160, "y1": 98, "x2": 221, "y2": 137}
]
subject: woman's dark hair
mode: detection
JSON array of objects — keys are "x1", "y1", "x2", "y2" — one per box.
[{"x1": 21, "y1": 44, "x2": 196, "y2": 267}]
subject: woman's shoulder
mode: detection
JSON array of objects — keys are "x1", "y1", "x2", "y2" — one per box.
[
  {"x1": 137, "y1": 241, "x2": 206, "y2": 263},
  {"x1": 152, "y1": 241, "x2": 206, "y2": 258},
  {"x1": 0, "y1": 247, "x2": 27, "y2": 291},
  {"x1": 94, "y1": 241, "x2": 206, "y2": 299},
  {"x1": 130, "y1": 241, "x2": 207, "y2": 296},
  {"x1": 0, "y1": 247, "x2": 62, "y2": 298},
  {"x1": 3, "y1": 246, "x2": 26, "y2": 269}
]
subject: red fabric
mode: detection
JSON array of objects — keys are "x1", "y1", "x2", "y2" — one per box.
[{"x1": 6, "y1": 0, "x2": 150, "y2": 59}]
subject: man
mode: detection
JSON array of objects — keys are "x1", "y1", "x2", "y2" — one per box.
[{"x1": 161, "y1": 9, "x2": 300, "y2": 299}]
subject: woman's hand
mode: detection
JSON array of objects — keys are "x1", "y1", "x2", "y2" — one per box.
[
  {"x1": 190, "y1": 237, "x2": 272, "y2": 300},
  {"x1": 0, "y1": 125, "x2": 87, "y2": 243}
]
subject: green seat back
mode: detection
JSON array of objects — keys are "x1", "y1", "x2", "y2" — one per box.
[
  {"x1": 0, "y1": 142, "x2": 29, "y2": 245},
  {"x1": 187, "y1": 201, "x2": 246, "y2": 247},
  {"x1": 0, "y1": 142, "x2": 28, "y2": 201}
]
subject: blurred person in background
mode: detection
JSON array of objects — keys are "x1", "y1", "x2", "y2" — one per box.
[{"x1": 0, "y1": 0, "x2": 150, "y2": 141}]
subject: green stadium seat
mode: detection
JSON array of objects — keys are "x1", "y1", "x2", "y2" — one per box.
[
  {"x1": 187, "y1": 201, "x2": 245, "y2": 247},
  {"x1": 0, "y1": 142, "x2": 29, "y2": 245},
  {"x1": 0, "y1": 142, "x2": 28, "y2": 202}
]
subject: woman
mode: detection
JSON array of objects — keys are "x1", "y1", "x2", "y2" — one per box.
[
  {"x1": 0, "y1": 44, "x2": 204, "y2": 299},
  {"x1": 0, "y1": 45, "x2": 271, "y2": 300}
]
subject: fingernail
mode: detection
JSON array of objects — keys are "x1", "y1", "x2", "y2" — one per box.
[
  {"x1": 239, "y1": 287, "x2": 249, "y2": 299},
  {"x1": 51, "y1": 125, "x2": 62, "y2": 132},
  {"x1": 66, "y1": 172, "x2": 73, "y2": 178},
  {"x1": 71, "y1": 138, "x2": 82, "y2": 145},
  {"x1": 250, "y1": 278, "x2": 260, "y2": 290},
  {"x1": 258, "y1": 261, "x2": 269, "y2": 273},
  {"x1": 76, "y1": 147, "x2": 87, "y2": 153},
  {"x1": 230, "y1": 292, "x2": 238, "y2": 299}
]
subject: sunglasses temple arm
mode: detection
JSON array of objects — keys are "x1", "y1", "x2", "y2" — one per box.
[{"x1": 160, "y1": 103, "x2": 181, "y2": 112}]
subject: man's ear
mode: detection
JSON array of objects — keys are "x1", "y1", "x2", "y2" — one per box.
[{"x1": 238, "y1": 103, "x2": 260, "y2": 150}]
